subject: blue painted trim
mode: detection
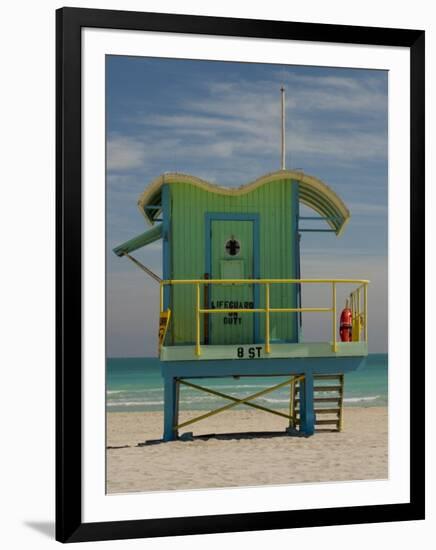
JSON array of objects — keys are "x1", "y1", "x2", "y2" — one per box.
[
  {"x1": 205, "y1": 212, "x2": 261, "y2": 343},
  {"x1": 296, "y1": 182, "x2": 303, "y2": 341},
  {"x1": 160, "y1": 355, "x2": 366, "y2": 379},
  {"x1": 299, "y1": 373, "x2": 315, "y2": 436},
  {"x1": 162, "y1": 184, "x2": 170, "y2": 310},
  {"x1": 291, "y1": 182, "x2": 300, "y2": 343},
  {"x1": 163, "y1": 377, "x2": 179, "y2": 441}
]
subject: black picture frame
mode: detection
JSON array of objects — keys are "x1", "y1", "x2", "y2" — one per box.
[{"x1": 56, "y1": 7, "x2": 425, "y2": 543}]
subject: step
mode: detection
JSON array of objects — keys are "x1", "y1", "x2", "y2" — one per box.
[
  {"x1": 295, "y1": 397, "x2": 341, "y2": 403},
  {"x1": 295, "y1": 418, "x2": 338, "y2": 426},
  {"x1": 295, "y1": 408, "x2": 340, "y2": 415},
  {"x1": 295, "y1": 385, "x2": 342, "y2": 393},
  {"x1": 313, "y1": 375, "x2": 343, "y2": 381}
]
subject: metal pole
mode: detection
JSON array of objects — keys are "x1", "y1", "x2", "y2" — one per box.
[
  {"x1": 281, "y1": 86, "x2": 286, "y2": 170},
  {"x1": 364, "y1": 283, "x2": 368, "y2": 343},
  {"x1": 289, "y1": 378, "x2": 295, "y2": 428},
  {"x1": 124, "y1": 252, "x2": 162, "y2": 283},
  {"x1": 338, "y1": 374, "x2": 345, "y2": 432},
  {"x1": 203, "y1": 273, "x2": 209, "y2": 345},
  {"x1": 332, "y1": 282, "x2": 337, "y2": 352},
  {"x1": 159, "y1": 283, "x2": 164, "y2": 313},
  {"x1": 265, "y1": 283, "x2": 271, "y2": 353},
  {"x1": 195, "y1": 283, "x2": 201, "y2": 356}
]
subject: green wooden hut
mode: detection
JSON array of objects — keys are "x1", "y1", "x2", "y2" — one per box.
[{"x1": 114, "y1": 169, "x2": 368, "y2": 441}]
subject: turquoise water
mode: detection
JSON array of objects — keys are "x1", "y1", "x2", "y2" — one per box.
[{"x1": 107, "y1": 354, "x2": 387, "y2": 412}]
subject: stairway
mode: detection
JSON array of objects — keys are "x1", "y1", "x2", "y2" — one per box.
[{"x1": 292, "y1": 374, "x2": 345, "y2": 432}]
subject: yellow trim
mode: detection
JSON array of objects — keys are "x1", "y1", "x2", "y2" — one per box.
[
  {"x1": 349, "y1": 282, "x2": 369, "y2": 343},
  {"x1": 138, "y1": 170, "x2": 350, "y2": 234},
  {"x1": 338, "y1": 374, "x2": 345, "y2": 432},
  {"x1": 162, "y1": 278, "x2": 370, "y2": 285},
  {"x1": 332, "y1": 282, "x2": 337, "y2": 352},
  {"x1": 289, "y1": 378, "x2": 296, "y2": 428},
  {"x1": 158, "y1": 309, "x2": 171, "y2": 352},
  {"x1": 178, "y1": 379, "x2": 292, "y2": 421},
  {"x1": 195, "y1": 283, "x2": 201, "y2": 357},
  {"x1": 364, "y1": 283, "x2": 368, "y2": 342},
  {"x1": 199, "y1": 307, "x2": 331, "y2": 313},
  {"x1": 265, "y1": 283, "x2": 271, "y2": 353},
  {"x1": 175, "y1": 376, "x2": 304, "y2": 430},
  {"x1": 159, "y1": 278, "x2": 370, "y2": 357},
  {"x1": 159, "y1": 284, "x2": 164, "y2": 313}
]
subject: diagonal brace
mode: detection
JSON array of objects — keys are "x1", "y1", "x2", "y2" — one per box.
[
  {"x1": 179, "y1": 380, "x2": 291, "y2": 420},
  {"x1": 176, "y1": 375, "x2": 304, "y2": 430}
]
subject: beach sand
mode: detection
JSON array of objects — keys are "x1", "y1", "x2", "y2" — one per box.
[{"x1": 106, "y1": 407, "x2": 387, "y2": 493}]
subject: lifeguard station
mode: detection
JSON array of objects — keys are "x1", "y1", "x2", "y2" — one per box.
[{"x1": 114, "y1": 89, "x2": 369, "y2": 441}]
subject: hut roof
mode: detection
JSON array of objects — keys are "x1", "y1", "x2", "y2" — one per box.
[{"x1": 137, "y1": 170, "x2": 350, "y2": 236}]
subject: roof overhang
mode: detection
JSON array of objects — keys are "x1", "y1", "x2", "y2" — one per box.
[
  {"x1": 137, "y1": 170, "x2": 350, "y2": 236},
  {"x1": 113, "y1": 223, "x2": 163, "y2": 257}
]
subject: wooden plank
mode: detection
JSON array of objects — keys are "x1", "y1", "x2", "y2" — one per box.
[
  {"x1": 295, "y1": 397, "x2": 340, "y2": 403},
  {"x1": 295, "y1": 408, "x2": 340, "y2": 414},
  {"x1": 338, "y1": 373, "x2": 345, "y2": 431},
  {"x1": 295, "y1": 385, "x2": 342, "y2": 393},
  {"x1": 313, "y1": 375, "x2": 342, "y2": 380},
  {"x1": 295, "y1": 419, "x2": 339, "y2": 426}
]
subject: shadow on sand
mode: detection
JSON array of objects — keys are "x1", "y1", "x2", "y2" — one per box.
[{"x1": 137, "y1": 428, "x2": 314, "y2": 446}]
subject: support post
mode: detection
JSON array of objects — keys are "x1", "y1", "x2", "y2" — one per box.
[
  {"x1": 280, "y1": 86, "x2": 286, "y2": 170},
  {"x1": 364, "y1": 283, "x2": 368, "y2": 343},
  {"x1": 163, "y1": 377, "x2": 179, "y2": 441},
  {"x1": 289, "y1": 378, "x2": 295, "y2": 428},
  {"x1": 299, "y1": 372, "x2": 315, "y2": 436},
  {"x1": 265, "y1": 283, "x2": 271, "y2": 353},
  {"x1": 357, "y1": 287, "x2": 361, "y2": 341},
  {"x1": 195, "y1": 283, "x2": 201, "y2": 356},
  {"x1": 332, "y1": 282, "x2": 337, "y2": 352},
  {"x1": 338, "y1": 374, "x2": 345, "y2": 432},
  {"x1": 159, "y1": 282, "x2": 164, "y2": 313},
  {"x1": 162, "y1": 184, "x2": 171, "y2": 310},
  {"x1": 203, "y1": 273, "x2": 209, "y2": 345}
]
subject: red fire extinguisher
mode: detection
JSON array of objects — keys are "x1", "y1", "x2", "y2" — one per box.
[{"x1": 339, "y1": 301, "x2": 353, "y2": 342}]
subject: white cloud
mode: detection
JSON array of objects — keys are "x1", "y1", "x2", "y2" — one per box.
[
  {"x1": 108, "y1": 71, "x2": 388, "y2": 173},
  {"x1": 107, "y1": 135, "x2": 146, "y2": 170}
]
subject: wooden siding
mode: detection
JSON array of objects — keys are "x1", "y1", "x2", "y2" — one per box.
[{"x1": 168, "y1": 179, "x2": 298, "y2": 345}]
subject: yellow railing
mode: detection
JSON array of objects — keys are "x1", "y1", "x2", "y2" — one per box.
[
  {"x1": 349, "y1": 283, "x2": 368, "y2": 343},
  {"x1": 159, "y1": 278, "x2": 369, "y2": 356}
]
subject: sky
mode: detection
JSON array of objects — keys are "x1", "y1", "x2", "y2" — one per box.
[{"x1": 106, "y1": 56, "x2": 388, "y2": 357}]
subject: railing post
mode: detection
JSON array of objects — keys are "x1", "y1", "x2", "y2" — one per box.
[
  {"x1": 159, "y1": 282, "x2": 164, "y2": 314},
  {"x1": 364, "y1": 283, "x2": 368, "y2": 343},
  {"x1": 338, "y1": 374, "x2": 345, "y2": 432},
  {"x1": 332, "y1": 282, "x2": 337, "y2": 352},
  {"x1": 357, "y1": 287, "x2": 361, "y2": 341},
  {"x1": 195, "y1": 283, "x2": 201, "y2": 356},
  {"x1": 289, "y1": 378, "x2": 295, "y2": 428},
  {"x1": 265, "y1": 283, "x2": 271, "y2": 353}
]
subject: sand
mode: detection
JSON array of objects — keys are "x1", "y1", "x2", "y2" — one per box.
[{"x1": 106, "y1": 407, "x2": 388, "y2": 494}]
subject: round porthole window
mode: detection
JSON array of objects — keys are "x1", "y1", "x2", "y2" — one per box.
[{"x1": 225, "y1": 237, "x2": 241, "y2": 256}]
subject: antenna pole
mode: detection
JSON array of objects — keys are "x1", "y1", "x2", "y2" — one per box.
[{"x1": 280, "y1": 86, "x2": 286, "y2": 170}]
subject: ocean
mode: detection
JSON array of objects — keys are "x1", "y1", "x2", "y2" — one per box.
[{"x1": 107, "y1": 353, "x2": 388, "y2": 413}]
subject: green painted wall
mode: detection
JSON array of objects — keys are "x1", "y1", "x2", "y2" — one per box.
[{"x1": 167, "y1": 179, "x2": 298, "y2": 345}]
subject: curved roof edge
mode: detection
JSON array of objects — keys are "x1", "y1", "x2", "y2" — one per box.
[{"x1": 138, "y1": 170, "x2": 350, "y2": 235}]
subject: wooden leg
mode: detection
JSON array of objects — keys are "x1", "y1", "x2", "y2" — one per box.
[
  {"x1": 299, "y1": 373, "x2": 315, "y2": 436},
  {"x1": 163, "y1": 377, "x2": 179, "y2": 441}
]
